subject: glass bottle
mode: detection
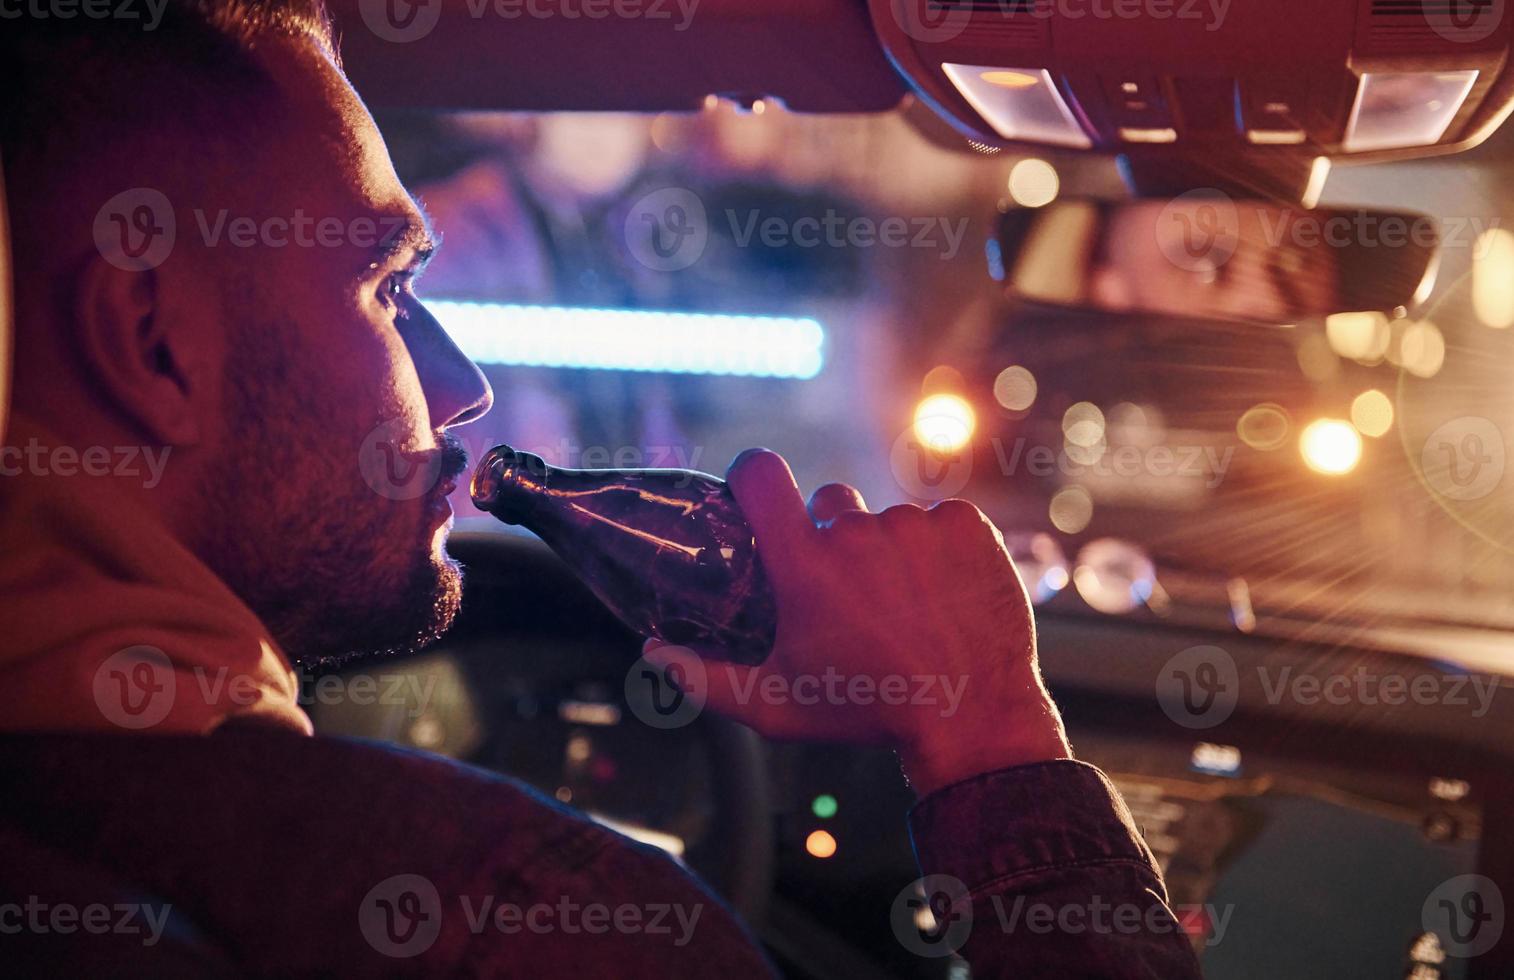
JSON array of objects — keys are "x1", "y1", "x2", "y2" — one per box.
[{"x1": 470, "y1": 445, "x2": 777, "y2": 665}]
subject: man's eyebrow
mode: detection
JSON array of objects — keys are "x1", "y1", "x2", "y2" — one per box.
[{"x1": 369, "y1": 200, "x2": 440, "y2": 269}]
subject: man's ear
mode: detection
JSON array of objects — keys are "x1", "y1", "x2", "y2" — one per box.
[{"x1": 74, "y1": 257, "x2": 203, "y2": 446}]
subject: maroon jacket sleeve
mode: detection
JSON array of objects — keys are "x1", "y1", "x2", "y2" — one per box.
[{"x1": 908, "y1": 759, "x2": 1205, "y2": 978}]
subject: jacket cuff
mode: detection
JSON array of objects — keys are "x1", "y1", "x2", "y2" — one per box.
[{"x1": 908, "y1": 759, "x2": 1162, "y2": 893}]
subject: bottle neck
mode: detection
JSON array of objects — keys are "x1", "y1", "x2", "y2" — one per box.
[
  {"x1": 472, "y1": 445, "x2": 639, "y2": 528},
  {"x1": 470, "y1": 445, "x2": 552, "y2": 526}
]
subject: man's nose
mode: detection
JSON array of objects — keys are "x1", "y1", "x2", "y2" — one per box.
[{"x1": 407, "y1": 302, "x2": 493, "y2": 429}]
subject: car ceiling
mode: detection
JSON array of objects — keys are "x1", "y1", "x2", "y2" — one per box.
[{"x1": 328, "y1": 0, "x2": 906, "y2": 113}]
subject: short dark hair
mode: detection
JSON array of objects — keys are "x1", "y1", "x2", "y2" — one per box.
[{"x1": 1, "y1": 0, "x2": 337, "y2": 232}]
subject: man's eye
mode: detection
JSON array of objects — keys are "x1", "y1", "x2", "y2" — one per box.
[{"x1": 382, "y1": 272, "x2": 416, "y2": 308}]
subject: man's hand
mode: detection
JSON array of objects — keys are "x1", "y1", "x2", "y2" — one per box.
[{"x1": 644, "y1": 449, "x2": 1071, "y2": 797}]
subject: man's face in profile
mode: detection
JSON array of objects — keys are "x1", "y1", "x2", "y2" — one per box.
[{"x1": 186, "y1": 37, "x2": 491, "y2": 666}]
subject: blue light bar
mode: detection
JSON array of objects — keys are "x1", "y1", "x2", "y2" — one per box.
[{"x1": 430, "y1": 301, "x2": 825, "y2": 379}]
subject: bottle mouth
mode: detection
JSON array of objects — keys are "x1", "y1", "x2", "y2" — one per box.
[{"x1": 469, "y1": 444, "x2": 519, "y2": 512}]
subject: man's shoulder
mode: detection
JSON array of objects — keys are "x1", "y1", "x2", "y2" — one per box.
[
  {"x1": 0, "y1": 725, "x2": 686, "y2": 893},
  {"x1": 0, "y1": 727, "x2": 768, "y2": 977}
]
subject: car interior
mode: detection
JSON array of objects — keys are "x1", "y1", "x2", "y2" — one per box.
[{"x1": 9, "y1": 0, "x2": 1514, "y2": 976}]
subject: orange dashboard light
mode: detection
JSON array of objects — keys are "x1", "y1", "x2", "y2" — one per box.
[
  {"x1": 804, "y1": 829, "x2": 838, "y2": 859},
  {"x1": 980, "y1": 70, "x2": 1040, "y2": 90}
]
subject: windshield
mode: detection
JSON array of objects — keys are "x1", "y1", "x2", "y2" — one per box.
[{"x1": 376, "y1": 105, "x2": 1514, "y2": 662}]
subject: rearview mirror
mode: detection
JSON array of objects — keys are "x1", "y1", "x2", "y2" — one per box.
[{"x1": 993, "y1": 197, "x2": 1440, "y2": 325}]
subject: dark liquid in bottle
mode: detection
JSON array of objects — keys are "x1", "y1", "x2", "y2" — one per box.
[{"x1": 470, "y1": 445, "x2": 777, "y2": 665}]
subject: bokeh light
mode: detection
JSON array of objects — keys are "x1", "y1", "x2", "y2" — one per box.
[
  {"x1": 1049, "y1": 486, "x2": 1094, "y2": 533},
  {"x1": 913, "y1": 394, "x2": 977, "y2": 453},
  {"x1": 1237, "y1": 403, "x2": 1292, "y2": 451},
  {"x1": 1350, "y1": 390, "x2": 1395, "y2": 438},
  {"x1": 1008, "y1": 158, "x2": 1060, "y2": 208},
  {"x1": 993, "y1": 365, "x2": 1038, "y2": 411},
  {"x1": 1072, "y1": 539, "x2": 1156, "y2": 615},
  {"x1": 1062, "y1": 401, "x2": 1106, "y2": 448},
  {"x1": 1398, "y1": 321, "x2": 1446, "y2": 379},
  {"x1": 1325, "y1": 312, "x2": 1390, "y2": 363},
  {"x1": 1473, "y1": 228, "x2": 1514, "y2": 328},
  {"x1": 805, "y1": 829, "x2": 838, "y2": 859},
  {"x1": 1300, "y1": 419, "x2": 1362, "y2": 475}
]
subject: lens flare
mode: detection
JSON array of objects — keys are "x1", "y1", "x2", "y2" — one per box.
[
  {"x1": 1300, "y1": 419, "x2": 1362, "y2": 475},
  {"x1": 913, "y1": 394, "x2": 977, "y2": 453}
]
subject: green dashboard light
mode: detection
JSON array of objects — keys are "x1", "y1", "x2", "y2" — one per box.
[{"x1": 811, "y1": 794, "x2": 838, "y2": 820}]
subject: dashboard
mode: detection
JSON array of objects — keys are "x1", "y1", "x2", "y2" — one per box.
[{"x1": 308, "y1": 532, "x2": 1513, "y2": 978}]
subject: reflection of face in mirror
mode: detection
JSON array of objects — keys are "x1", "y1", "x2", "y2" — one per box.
[
  {"x1": 997, "y1": 199, "x2": 1438, "y2": 325},
  {"x1": 1089, "y1": 201, "x2": 1336, "y2": 323}
]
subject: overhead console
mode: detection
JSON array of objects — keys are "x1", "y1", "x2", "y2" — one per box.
[{"x1": 869, "y1": 0, "x2": 1514, "y2": 166}]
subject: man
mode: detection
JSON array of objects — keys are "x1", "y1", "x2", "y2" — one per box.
[{"x1": 0, "y1": 4, "x2": 1202, "y2": 975}]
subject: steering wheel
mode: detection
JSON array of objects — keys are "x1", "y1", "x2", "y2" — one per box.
[{"x1": 412, "y1": 531, "x2": 775, "y2": 923}]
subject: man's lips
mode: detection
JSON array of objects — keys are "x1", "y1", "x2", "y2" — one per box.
[
  {"x1": 428, "y1": 434, "x2": 470, "y2": 502},
  {"x1": 439, "y1": 435, "x2": 470, "y2": 481}
]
